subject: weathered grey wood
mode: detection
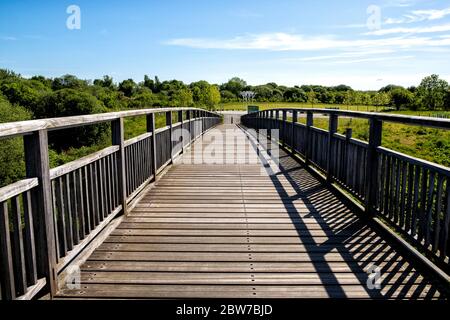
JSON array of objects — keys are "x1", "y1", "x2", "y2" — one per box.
[
  {"x1": 364, "y1": 118, "x2": 382, "y2": 215},
  {"x1": 50, "y1": 146, "x2": 119, "y2": 180},
  {"x1": 433, "y1": 174, "x2": 444, "y2": 253},
  {"x1": 22, "y1": 191, "x2": 37, "y2": 286},
  {"x1": 23, "y1": 130, "x2": 57, "y2": 297},
  {"x1": 166, "y1": 111, "x2": 173, "y2": 164},
  {"x1": 10, "y1": 196, "x2": 27, "y2": 295},
  {"x1": 326, "y1": 114, "x2": 338, "y2": 182},
  {"x1": 147, "y1": 114, "x2": 157, "y2": 181},
  {"x1": 0, "y1": 178, "x2": 38, "y2": 203},
  {"x1": 111, "y1": 118, "x2": 127, "y2": 216},
  {"x1": 0, "y1": 202, "x2": 15, "y2": 299},
  {"x1": 0, "y1": 107, "x2": 219, "y2": 140}
]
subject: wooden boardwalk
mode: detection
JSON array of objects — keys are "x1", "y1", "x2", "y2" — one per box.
[{"x1": 56, "y1": 124, "x2": 445, "y2": 299}]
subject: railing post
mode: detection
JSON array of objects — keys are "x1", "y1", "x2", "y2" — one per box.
[
  {"x1": 365, "y1": 118, "x2": 383, "y2": 215},
  {"x1": 146, "y1": 113, "x2": 157, "y2": 181},
  {"x1": 305, "y1": 112, "x2": 313, "y2": 166},
  {"x1": 166, "y1": 111, "x2": 173, "y2": 163},
  {"x1": 111, "y1": 118, "x2": 128, "y2": 215},
  {"x1": 268, "y1": 110, "x2": 273, "y2": 141},
  {"x1": 23, "y1": 130, "x2": 57, "y2": 298},
  {"x1": 326, "y1": 114, "x2": 338, "y2": 182},
  {"x1": 186, "y1": 110, "x2": 191, "y2": 146},
  {"x1": 282, "y1": 111, "x2": 287, "y2": 148},
  {"x1": 178, "y1": 110, "x2": 184, "y2": 154},
  {"x1": 291, "y1": 110, "x2": 297, "y2": 155}
]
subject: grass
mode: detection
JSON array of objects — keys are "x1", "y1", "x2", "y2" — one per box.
[{"x1": 309, "y1": 117, "x2": 450, "y2": 167}]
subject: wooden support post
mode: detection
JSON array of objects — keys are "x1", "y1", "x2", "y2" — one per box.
[
  {"x1": 23, "y1": 130, "x2": 57, "y2": 298},
  {"x1": 291, "y1": 110, "x2": 298, "y2": 155},
  {"x1": 111, "y1": 118, "x2": 127, "y2": 216},
  {"x1": 268, "y1": 110, "x2": 274, "y2": 141},
  {"x1": 282, "y1": 111, "x2": 287, "y2": 148},
  {"x1": 305, "y1": 112, "x2": 313, "y2": 166},
  {"x1": 178, "y1": 110, "x2": 184, "y2": 154},
  {"x1": 365, "y1": 118, "x2": 383, "y2": 215},
  {"x1": 146, "y1": 113, "x2": 157, "y2": 181},
  {"x1": 326, "y1": 114, "x2": 338, "y2": 182},
  {"x1": 186, "y1": 110, "x2": 191, "y2": 146}
]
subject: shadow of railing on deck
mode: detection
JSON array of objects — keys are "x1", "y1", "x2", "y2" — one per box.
[{"x1": 242, "y1": 127, "x2": 442, "y2": 299}]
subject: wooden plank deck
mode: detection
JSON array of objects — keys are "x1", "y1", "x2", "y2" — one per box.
[{"x1": 56, "y1": 124, "x2": 446, "y2": 299}]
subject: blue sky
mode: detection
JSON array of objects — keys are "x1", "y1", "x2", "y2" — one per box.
[{"x1": 1, "y1": 0, "x2": 450, "y2": 89}]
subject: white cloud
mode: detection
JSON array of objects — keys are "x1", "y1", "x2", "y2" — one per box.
[
  {"x1": 365, "y1": 23, "x2": 450, "y2": 35},
  {"x1": 384, "y1": 7, "x2": 450, "y2": 25},
  {"x1": 166, "y1": 32, "x2": 450, "y2": 52},
  {"x1": 383, "y1": 0, "x2": 418, "y2": 8}
]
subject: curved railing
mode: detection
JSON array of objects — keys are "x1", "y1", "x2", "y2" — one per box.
[
  {"x1": 242, "y1": 109, "x2": 450, "y2": 277},
  {"x1": 0, "y1": 108, "x2": 221, "y2": 300}
]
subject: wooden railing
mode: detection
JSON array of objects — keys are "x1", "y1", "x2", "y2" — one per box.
[
  {"x1": 242, "y1": 109, "x2": 450, "y2": 275},
  {"x1": 0, "y1": 108, "x2": 220, "y2": 300}
]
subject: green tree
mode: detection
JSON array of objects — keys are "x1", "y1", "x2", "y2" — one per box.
[
  {"x1": 93, "y1": 75, "x2": 115, "y2": 90},
  {"x1": 390, "y1": 88, "x2": 414, "y2": 110},
  {"x1": 0, "y1": 94, "x2": 32, "y2": 186},
  {"x1": 416, "y1": 74, "x2": 449, "y2": 110},
  {"x1": 118, "y1": 79, "x2": 137, "y2": 97},
  {"x1": 172, "y1": 88, "x2": 193, "y2": 107},
  {"x1": 35, "y1": 89, "x2": 109, "y2": 150},
  {"x1": 221, "y1": 77, "x2": 247, "y2": 96}
]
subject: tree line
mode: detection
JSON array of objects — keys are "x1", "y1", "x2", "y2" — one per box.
[{"x1": 220, "y1": 75, "x2": 450, "y2": 111}]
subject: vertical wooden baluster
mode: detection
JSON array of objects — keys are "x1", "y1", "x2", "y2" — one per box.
[
  {"x1": 23, "y1": 130, "x2": 57, "y2": 297},
  {"x1": 55, "y1": 178, "x2": 67, "y2": 255},
  {"x1": 326, "y1": 114, "x2": 338, "y2": 182},
  {"x1": 399, "y1": 161, "x2": 408, "y2": 228},
  {"x1": 411, "y1": 166, "x2": 421, "y2": 237},
  {"x1": 417, "y1": 168, "x2": 428, "y2": 242},
  {"x1": 405, "y1": 163, "x2": 414, "y2": 232},
  {"x1": 111, "y1": 118, "x2": 128, "y2": 216},
  {"x1": 440, "y1": 178, "x2": 450, "y2": 258},
  {"x1": 0, "y1": 202, "x2": 15, "y2": 299},
  {"x1": 83, "y1": 166, "x2": 92, "y2": 233},
  {"x1": 305, "y1": 112, "x2": 313, "y2": 166},
  {"x1": 364, "y1": 118, "x2": 382, "y2": 216},
  {"x1": 178, "y1": 110, "x2": 184, "y2": 154},
  {"x1": 394, "y1": 160, "x2": 402, "y2": 224},
  {"x1": 22, "y1": 191, "x2": 37, "y2": 287},
  {"x1": 291, "y1": 111, "x2": 297, "y2": 155},
  {"x1": 433, "y1": 174, "x2": 444, "y2": 253},
  {"x1": 70, "y1": 171, "x2": 79, "y2": 245},
  {"x1": 11, "y1": 196, "x2": 27, "y2": 295},
  {"x1": 424, "y1": 171, "x2": 435, "y2": 248},
  {"x1": 63, "y1": 175, "x2": 73, "y2": 251},
  {"x1": 75, "y1": 169, "x2": 85, "y2": 240},
  {"x1": 147, "y1": 113, "x2": 157, "y2": 182},
  {"x1": 166, "y1": 111, "x2": 173, "y2": 164}
]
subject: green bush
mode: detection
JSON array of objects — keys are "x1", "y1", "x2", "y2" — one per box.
[
  {"x1": 0, "y1": 95, "x2": 32, "y2": 186},
  {"x1": 35, "y1": 89, "x2": 109, "y2": 150}
]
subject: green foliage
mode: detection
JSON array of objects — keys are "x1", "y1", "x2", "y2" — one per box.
[
  {"x1": 52, "y1": 74, "x2": 88, "y2": 91},
  {"x1": 390, "y1": 88, "x2": 414, "y2": 110},
  {"x1": 0, "y1": 95, "x2": 32, "y2": 186},
  {"x1": 35, "y1": 89, "x2": 109, "y2": 150},
  {"x1": 118, "y1": 79, "x2": 137, "y2": 97},
  {"x1": 416, "y1": 74, "x2": 449, "y2": 110},
  {"x1": 0, "y1": 78, "x2": 51, "y2": 112}
]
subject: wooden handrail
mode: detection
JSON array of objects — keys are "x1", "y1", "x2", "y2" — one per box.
[
  {"x1": 0, "y1": 107, "x2": 220, "y2": 139},
  {"x1": 244, "y1": 108, "x2": 450, "y2": 129}
]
